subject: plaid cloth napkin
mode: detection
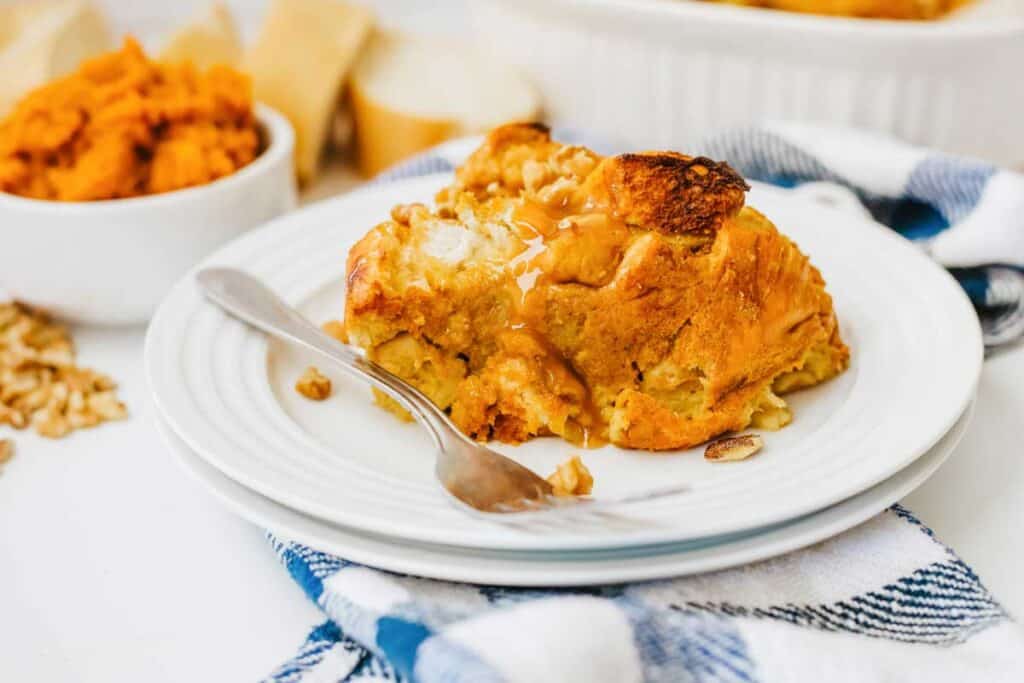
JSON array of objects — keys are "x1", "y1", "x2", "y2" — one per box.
[
  {"x1": 263, "y1": 127, "x2": 1024, "y2": 682},
  {"x1": 700, "y1": 123, "x2": 1024, "y2": 350}
]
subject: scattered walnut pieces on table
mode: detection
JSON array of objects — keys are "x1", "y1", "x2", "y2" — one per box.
[
  {"x1": 0, "y1": 302, "x2": 127, "y2": 439},
  {"x1": 296, "y1": 366, "x2": 332, "y2": 401},
  {"x1": 547, "y1": 455, "x2": 594, "y2": 497},
  {"x1": 704, "y1": 434, "x2": 764, "y2": 462}
]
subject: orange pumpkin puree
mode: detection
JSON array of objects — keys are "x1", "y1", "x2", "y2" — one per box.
[{"x1": 0, "y1": 38, "x2": 260, "y2": 201}]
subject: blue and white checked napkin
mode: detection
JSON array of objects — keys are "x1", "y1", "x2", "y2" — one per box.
[{"x1": 263, "y1": 125, "x2": 1024, "y2": 682}]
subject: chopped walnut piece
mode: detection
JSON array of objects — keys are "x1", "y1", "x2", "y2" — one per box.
[
  {"x1": 0, "y1": 438, "x2": 12, "y2": 466},
  {"x1": 390, "y1": 203, "x2": 427, "y2": 225},
  {"x1": 704, "y1": 434, "x2": 764, "y2": 462},
  {"x1": 547, "y1": 455, "x2": 594, "y2": 497},
  {"x1": 296, "y1": 366, "x2": 332, "y2": 401},
  {"x1": 0, "y1": 302, "x2": 126, "y2": 439}
]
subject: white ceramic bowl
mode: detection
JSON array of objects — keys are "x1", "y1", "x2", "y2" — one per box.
[
  {"x1": 0, "y1": 104, "x2": 297, "y2": 326},
  {"x1": 471, "y1": 0, "x2": 1024, "y2": 165}
]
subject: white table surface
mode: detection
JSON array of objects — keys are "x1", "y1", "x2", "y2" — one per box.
[{"x1": 0, "y1": 300, "x2": 1021, "y2": 683}]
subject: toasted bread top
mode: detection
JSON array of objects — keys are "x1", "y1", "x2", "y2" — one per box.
[
  {"x1": 441, "y1": 123, "x2": 748, "y2": 237},
  {"x1": 583, "y1": 151, "x2": 749, "y2": 237}
]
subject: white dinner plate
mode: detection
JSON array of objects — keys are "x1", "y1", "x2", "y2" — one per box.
[
  {"x1": 145, "y1": 175, "x2": 983, "y2": 551},
  {"x1": 155, "y1": 404, "x2": 972, "y2": 586}
]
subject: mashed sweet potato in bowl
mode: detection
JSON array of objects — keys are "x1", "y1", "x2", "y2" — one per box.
[{"x1": 0, "y1": 39, "x2": 296, "y2": 325}]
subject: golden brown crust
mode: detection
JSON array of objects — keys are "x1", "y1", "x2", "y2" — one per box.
[
  {"x1": 481, "y1": 121, "x2": 552, "y2": 148},
  {"x1": 583, "y1": 152, "x2": 749, "y2": 236}
]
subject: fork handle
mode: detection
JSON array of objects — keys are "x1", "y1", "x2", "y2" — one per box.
[{"x1": 196, "y1": 267, "x2": 452, "y2": 450}]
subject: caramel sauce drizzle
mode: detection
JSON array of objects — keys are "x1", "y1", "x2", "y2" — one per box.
[{"x1": 500, "y1": 196, "x2": 623, "y2": 448}]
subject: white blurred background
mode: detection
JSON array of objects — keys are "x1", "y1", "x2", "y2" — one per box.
[{"x1": 70, "y1": 0, "x2": 469, "y2": 42}]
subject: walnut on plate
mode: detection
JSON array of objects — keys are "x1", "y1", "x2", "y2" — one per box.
[
  {"x1": 295, "y1": 366, "x2": 332, "y2": 401},
  {"x1": 704, "y1": 434, "x2": 764, "y2": 462},
  {"x1": 547, "y1": 455, "x2": 594, "y2": 497}
]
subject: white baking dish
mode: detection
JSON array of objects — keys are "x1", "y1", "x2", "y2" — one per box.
[{"x1": 470, "y1": 0, "x2": 1024, "y2": 164}]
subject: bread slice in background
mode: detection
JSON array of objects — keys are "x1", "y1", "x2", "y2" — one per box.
[
  {"x1": 349, "y1": 32, "x2": 541, "y2": 177},
  {"x1": 0, "y1": 1, "x2": 111, "y2": 116},
  {"x1": 246, "y1": 0, "x2": 374, "y2": 184},
  {"x1": 160, "y1": 2, "x2": 242, "y2": 69}
]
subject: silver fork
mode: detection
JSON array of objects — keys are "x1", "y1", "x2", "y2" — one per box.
[{"x1": 197, "y1": 268, "x2": 687, "y2": 516}]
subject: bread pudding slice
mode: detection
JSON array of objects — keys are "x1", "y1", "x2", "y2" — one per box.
[{"x1": 343, "y1": 123, "x2": 849, "y2": 450}]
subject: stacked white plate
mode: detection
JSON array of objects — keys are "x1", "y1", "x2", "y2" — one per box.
[{"x1": 146, "y1": 175, "x2": 983, "y2": 586}]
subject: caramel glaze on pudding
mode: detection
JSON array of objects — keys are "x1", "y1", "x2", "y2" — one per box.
[{"x1": 342, "y1": 123, "x2": 849, "y2": 451}]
